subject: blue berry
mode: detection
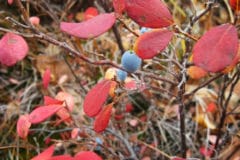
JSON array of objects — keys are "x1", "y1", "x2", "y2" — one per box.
[
  {"x1": 140, "y1": 27, "x2": 151, "y2": 34},
  {"x1": 117, "y1": 69, "x2": 127, "y2": 81},
  {"x1": 121, "y1": 51, "x2": 142, "y2": 73}
]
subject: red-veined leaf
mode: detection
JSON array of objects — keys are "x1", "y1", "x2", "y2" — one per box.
[
  {"x1": 113, "y1": 0, "x2": 126, "y2": 15},
  {"x1": 134, "y1": 29, "x2": 173, "y2": 59},
  {"x1": 29, "y1": 105, "x2": 63, "y2": 124},
  {"x1": 0, "y1": 33, "x2": 29, "y2": 66},
  {"x1": 60, "y1": 13, "x2": 116, "y2": 39},
  {"x1": 17, "y1": 114, "x2": 31, "y2": 139},
  {"x1": 31, "y1": 145, "x2": 55, "y2": 160},
  {"x1": 44, "y1": 96, "x2": 63, "y2": 106},
  {"x1": 94, "y1": 104, "x2": 113, "y2": 133},
  {"x1": 193, "y1": 24, "x2": 238, "y2": 72},
  {"x1": 83, "y1": 7, "x2": 99, "y2": 20},
  {"x1": 83, "y1": 80, "x2": 112, "y2": 117},
  {"x1": 74, "y1": 151, "x2": 102, "y2": 160},
  {"x1": 49, "y1": 155, "x2": 73, "y2": 160},
  {"x1": 43, "y1": 68, "x2": 51, "y2": 89},
  {"x1": 124, "y1": 0, "x2": 173, "y2": 28},
  {"x1": 55, "y1": 91, "x2": 74, "y2": 112}
]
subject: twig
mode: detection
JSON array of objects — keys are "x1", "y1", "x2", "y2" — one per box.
[
  {"x1": 184, "y1": 73, "x2": 224, "y2": 97},
  {"x1": 117, "y1": 18, "x2": 140, "y2": 37},
  {"x1": 106, "y1": 128, "x2": 138, "y2": 160}
]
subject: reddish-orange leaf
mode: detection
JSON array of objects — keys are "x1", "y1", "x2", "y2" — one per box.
[
  {"x1": 44, "y1": 96, "x2": 63, "y2": 106},
  {"x1": 83, "y1": 80, "x2": 112, "y2": 117},
  {"x1": 193, "y1": 24, "x2": 238, "y2": 72},
  {"x1": 56, "y1": 107, "x2": 71, "y2": 123},
  {"x1": 29, "y1": 105, "x2": 63, "y2": 124},
  {"x1": 74, "y1": 151, "x2": 102, "y2": 160},
  {"x1": 0, "y1": 33, "x2": 29, "y2": 66},
  {"x1": 17, "y1": 114, "x2": 31, "y2": 139},
  {"x1": 199, "y1": 146, "x2": 214, "y2": 157},
  {"x1": 229, "y1": 0, "x2": 240, "y2": 12},
  {"x1": 71, "y1": 128, "x2": 79, "y2": 139},
  {"x1": 55, "y1": 91, "x2": 74, "y2": 112},
  {"x1": 113, "y1": 0, "x2": 126, "y2": 15},
  {"x1": 206, "y1": 102, "x2": 217, "y2": 113},
  {"x1": 187, "y1": 66, "x2": 208, "y2": 80},
  {"x1": 49, "y1": 155, "x2": 73, "y2": 160},
  {"x1": 83, "y1": 7, "x2": 99, "y2": 20},
  {"x1": 31, "y1": 145, "x2": 55, "y2": 160},
  {"x1": 134, "y1": 29, "x2": 173, "y2": 59},
  {"x1": 60, "y1": 13, "x2": 116, "y2": 39},
  {"x1": 124, "y1": 0, "x2": 173, "y2": 28},
  {"x1": 43, "y1": 68, "x2": 51, "y2": 89},
  {"x1": 94, "y1": 104, "x2": 113, "y2": 133}
]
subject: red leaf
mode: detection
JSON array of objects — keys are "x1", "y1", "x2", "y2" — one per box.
[
  {"x1": 84, "y1": 7, "x2": 99, "y2": 20},
  {"x1": 71, "y1": 128, "x2": 79, "y2": 139},
  {"x1": 49, "y1": 155, "x2": 73, "y2": 160},
  {"x1": 29, "y1": 105, "x2": 63, "y2": 124},
  {"x1": 17, "y1": 114, "x2": 31, "y2": 139},
  {"x1": 206, "y1": 102, "x2": 217, "y2": 113},
  {"x1": 94, "y1": 104, "x2": 113, "y2": 133},
  {"x1": 74, "y1": 151, "x2": 102, "y2": 160},
  {"x1": 229, "y1": 0, "x2": 240, "y2": 11},
  {"x1": 124, "y1": 0, "x2": 173, "y2": 28},
  {"x1": 31, "y1": 145, "x2": 55, "y2": 160},
  {"x1": 134, "y1": 29, "x2": 173, "y2": 59},
  {"x1": 56, "y1": 107, "x2": 71, "y2": 122},
  {"x1": 60, "y1": 13, "x2": 116, "y2": 39},
  {"x1": 0, "y1": 33, "x2": 29, "y2": 66},
  {"x1": 199, "y1": 146, "x2": 214, "y2": 157},
  {"x1": 43, "y1": 68, "x2": 51, "y2": 89},
  {"x1": 8, "y1": 0, "x2": 13, "y2": 5},
  {"x1": 55, "y1": 91, "x2": 74, "y2": 112},
  {"x1": 44, "y1": 96, "x2": 63, "y2": 106},
  {"x1": 113, "y1": 0, "x2": 126, "y2": 15},
  {"x1": 83, "y1": 80, "x2": 112, "y2": 117},
  {"x1": 193, "y1": 24, "x2": 238, "y2": 72}
]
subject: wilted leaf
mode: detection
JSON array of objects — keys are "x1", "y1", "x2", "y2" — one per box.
[
  {"x1": 94, "y1": 104, "x2": 113, "y2": 132},
  {"x1": 29, "y1": 105, "x2": 63, "y2": 124},
  {"x1": 43, "y1": 68, "x2": 51, "y2": 89},
  {"x1": 83, "y1": 80, "x2": 112, "y2": 117},
  {"x1": 0, "y1": 33, "x2": 29, "y2": 66},
  {"x1": 113, "y1": 0, "x2": 125, "y2": 15},
  {"x1": 74, "y1": 151, "x2": 102, "y2": 160},
  {"x1": 17, "y1": 114, "x2": 31, "y2": 139},
  {"x1": 44, "y1": 96, "x2": 63, "y2": 106},
  {"x1": 124, "y1": 0, "x2": 173, "y2": 28},
  {"x1": 55, "y1": 91, "x2": 74, "y2": 112},
  {"x1": 49, "y1": 155, "x2": 73, "y2": 160},
  {"x1": 60, "y1": 13, "x2": 116, "y2": 39},
  {"x1": 109, "y1": 81, "x2": 117, "y2": 97},
  {"x1": 193, "y1": 24, "x2": 238, "y2": 72},
  {"x1": 83, "y1": 7, "x2": 99, "y2": 20},
  {"x1": 134, "y1": 29, "x2": 173, "y2": 59},
  {"x1": 31, "y1": 145, "x2": 55, "y2": 160},
  {"x1": 187, "y1": 66, "x2": 208, "y2": 80}
]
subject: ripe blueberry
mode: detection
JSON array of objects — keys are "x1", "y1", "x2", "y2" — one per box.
[
  {"x1": 117, "y1": 69, "x2": 127, "y2": 81},
  {"x1": 121, "y1": 51, "x2": 142, "y2": 73}
]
